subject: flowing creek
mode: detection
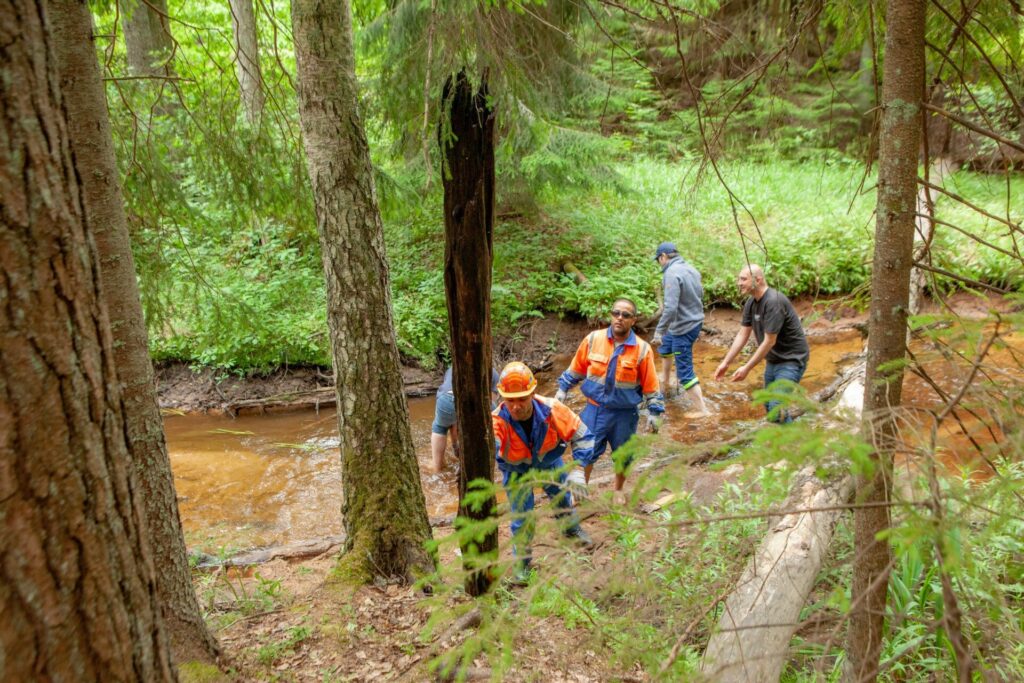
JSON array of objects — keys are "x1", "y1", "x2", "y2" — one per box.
[{"x1": 166, "y1": 329, "x2": 1012, "y2": 553}]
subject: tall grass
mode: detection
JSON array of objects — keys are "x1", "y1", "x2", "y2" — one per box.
[{"x1": 147, "y1": 154, "x2": 1023, "y2": 370}]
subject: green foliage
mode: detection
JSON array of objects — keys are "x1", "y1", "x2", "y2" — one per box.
[
  {"x1": 90, "y1": 0, "x2": 1021, "y2": 375},
  {"x1": 256, "y1": 625, "x2": 312, "y2": 666},
  {"x1": 196, "y1": 564, "x2": 287, "y2": 631}
]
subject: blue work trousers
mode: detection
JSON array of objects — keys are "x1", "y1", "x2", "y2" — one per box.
[
  {"x1": 501, "y1": 460, "x2": 578, "y2": 562},
  {"x1": 580, "y1": 403, "x2": 639, "y2": 468}
]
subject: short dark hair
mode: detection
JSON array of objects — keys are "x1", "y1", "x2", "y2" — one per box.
[{"x1": 613, "y1": 297, "x2": 638, "y2": 314}]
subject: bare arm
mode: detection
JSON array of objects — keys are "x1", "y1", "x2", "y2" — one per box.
[
  {"x1": 730, "y1": 332, "x2": 777, "y2": 381},
  {"x1": 714, "y1": 326, "x2": 752, "y2": 380}
]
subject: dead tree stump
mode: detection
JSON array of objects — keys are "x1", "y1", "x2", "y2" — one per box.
[{"x1": 439, "y1": 70, "x2": 499, "y2": 596}]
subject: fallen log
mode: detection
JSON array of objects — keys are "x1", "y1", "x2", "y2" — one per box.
[
  {"x1": 561, "y1": 260, "x2": 589, "y2": 286},
  {"x1": 193, "y1": 513, "x2": 457, "y2": 568},
  {"x1": 215, "y1": 376, "x2": 439, "y2": 416},
  {"x1": 699, "y1": 372, "x2": 864, "y2": 682},
  {"x1": 194, "y1": 534, "x2": 347, "y2": 568}
]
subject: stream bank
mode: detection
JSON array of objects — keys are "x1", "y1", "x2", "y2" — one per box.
[{"x1": 157, "y1": 295, "x2": 874, "y2": 415}]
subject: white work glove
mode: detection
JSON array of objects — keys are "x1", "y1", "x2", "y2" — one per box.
[
  {"x1": 565, "y1": 468, "x2": 589, "y2": 500},
  {"x1": 554, "y1": 388, "x2": 567, "y2": 403},
  {"x1": 647, "y1": 414, "x2": 663, "y2": 434},
  {"x1": 651, "y1": 333, "x2": 663, "y2": 348}
]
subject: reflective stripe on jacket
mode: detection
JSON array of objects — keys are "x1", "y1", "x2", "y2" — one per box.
[
  {"x1": 557, "y1": 328, "x2": 665, "y2": 414},
  {"x1": 492, "y1": 396, "x2": 594, "y2": 469}
]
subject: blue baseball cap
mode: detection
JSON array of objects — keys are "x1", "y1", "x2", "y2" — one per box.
[{"x1": 654, "y1": 242, "x2": 677, "y2": 260}]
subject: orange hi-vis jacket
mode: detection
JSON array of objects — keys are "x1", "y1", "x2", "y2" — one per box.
[
  {"x1": 557, "y1": 328, "x2": 665, "y2": 414},
  {"x1": 492, "y1": 396, "x2": 595, "y2": 472}
]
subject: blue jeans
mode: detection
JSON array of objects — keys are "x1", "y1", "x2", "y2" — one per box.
[
  {"x1": 431, "y1": 392, "x2": 456, "y2": 435},
  {"x1": 763, "y1": 361, "x2": 806, "y2": 423},
  {"x1": 658, "y1": 324, "x2": 702, "y2": 389}
]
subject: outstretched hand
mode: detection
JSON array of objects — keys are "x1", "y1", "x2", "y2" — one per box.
[
  {"x1": 714, "y1": 363, "x2": 729, "y2": 381},
  {"x1": 565, "y1": 468, "x2": 589, "y2": 500}
]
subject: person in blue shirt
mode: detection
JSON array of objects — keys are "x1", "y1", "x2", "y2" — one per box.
[{"x1": 430, "y1": 366, "x2": 500, "y2": 472}]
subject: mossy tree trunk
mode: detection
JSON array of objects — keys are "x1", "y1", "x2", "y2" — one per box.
[
  {"x1": 0, "y1": 2, "x2": 175, "y2": 678},
  {"x1": 291, "y1": 0, "x2": 434, "y2": 583},
  {"x1": 848, "y1": 0, "x2": 925, "y2": 680},
  {"x1": 440, "y1": 70, "x2": 499, "y2": 596},
  {"x1": 119, "y1": 0, "x2": 175, "y2": 76},
  {"x1": 48, "y1": 0, "x2": 220, "y2": 666}
]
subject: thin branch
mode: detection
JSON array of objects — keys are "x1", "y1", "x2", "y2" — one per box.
[
  {"x1": 929, "y1": 0, "x2": 1024, "y2": 117},
  {"x1": 909, "y1": 261, "x2": 1011, "y2": 294},
  {"x1": 918, "y1": 179, "x2": 1022, "y2": 236},
  {"x1": 922, "y1": 102, "x2": 1024, "y2": 155},
  {"x1": 915, "y1": 213, "x2": 1022, "y2": 262}
]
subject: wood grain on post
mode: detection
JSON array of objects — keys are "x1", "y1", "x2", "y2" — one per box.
[{"x1": 440, "y1": 70, "x2": 499, "y2": 596}]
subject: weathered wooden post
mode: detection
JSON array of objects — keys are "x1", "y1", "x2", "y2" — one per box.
[{"x1": 440, "y1": 70, "x2": 499, "y2": 596}]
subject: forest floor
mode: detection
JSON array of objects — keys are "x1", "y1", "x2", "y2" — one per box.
[
  {"x1": 197, "y1": 456, "x2": 739, "y2": 683},
  {"x1": 178, "y1": 292, "x2": 1016, "y2": 682}
]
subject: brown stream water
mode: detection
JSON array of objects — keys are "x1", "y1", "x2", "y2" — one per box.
[{"x1": 169, "y1": 329, "x2": 1015, "y2": 553}]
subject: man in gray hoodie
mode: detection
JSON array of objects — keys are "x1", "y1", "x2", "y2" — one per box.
[{"x1": 652, "y1": 242, "x2": 711, "y2": 417}]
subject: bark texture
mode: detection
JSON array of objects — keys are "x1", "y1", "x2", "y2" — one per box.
[
  {"x1": 229, "y1": 0, "x2": 265, "y2": 124},
  {"x1": 291, "y1": 0, "x2": 433, "y2": 583},
  {"x1": 849, "y1": 1, "x2": 925, "y2": 680},
  {"x1": 0, "y1": 2, "x2": 175, "y2": 679},
  {"x1": 119, "y1": 0, "x2": 174, "y2": 76},
  {"x1": 48, "y1": 0, "x2": 219, "y2": 665},
  {"x1": 703, "y1": 471, "x2": 855, "y2": 682},
  {"x1": 440, "y1": 71, "x2": 499, "y2": 596}
]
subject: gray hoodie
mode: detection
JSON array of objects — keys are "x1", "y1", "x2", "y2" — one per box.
[{"x1": 655, "y1": 256, "x2": 704, "y2": 337}]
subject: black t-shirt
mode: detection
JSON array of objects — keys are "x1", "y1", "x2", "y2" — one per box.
[
  {"x1": 516, "y1": 417, "x2": 534, "y2": 449},
  {"x1": 741, "y1": 288, "x2": 809, "y2": 364}
]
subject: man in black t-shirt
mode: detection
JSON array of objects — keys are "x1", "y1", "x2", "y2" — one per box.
[{"x1": 714, "y1": 264, "x2": 809, "y2": 422}]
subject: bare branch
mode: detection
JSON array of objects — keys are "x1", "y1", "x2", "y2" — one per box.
[{"x1": 922, "y1": 102, "x2": 1024, "y2": 155}]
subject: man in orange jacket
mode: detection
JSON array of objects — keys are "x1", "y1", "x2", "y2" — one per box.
[
  {"x1": 492, "y1": 361, "x2": 595, "y2": 582},
  {"x1": 556, "y1": 298, "x2": 665, "y2": 503}
]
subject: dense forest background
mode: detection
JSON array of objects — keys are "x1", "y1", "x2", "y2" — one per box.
[
  {"x1": 3, "y1": 0, "x2": 1023, "y2": 680},
  {"x1": 96, "y1": 0, "x2": 1023, "y2": 372}
]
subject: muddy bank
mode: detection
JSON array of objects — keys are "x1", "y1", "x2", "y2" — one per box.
[
  {"x1": 157, "y1": 315, "x2": 600, "y2": 414},
  {"x1": 157, "y1": 292, "x2": 1010, "y2": 415}
]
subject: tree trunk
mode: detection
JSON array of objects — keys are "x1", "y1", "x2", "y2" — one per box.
[
  {"x1": 291, "y1": 0, "x2": 434, "y2": 584},
  {"x1": 848, "y1": 1, "x2": 925, "y2": 680},
  {"x1": 0, "y1": 2, "x2": 175, "y2": 679},
  {"x1": 48, "y1": 0, "x2": 221, "y2": 666},
  {"x1": 119, "y1": 0, "x2": 174, "y2": 76},
  {"x1": 440, "y1": 70, "x2": 499, "y2": 596},
  {"x1": 229, "y1": 0, "x2": 265, "y2": 124},
  {"x1": 908, "y1": 156, "x2": 955, "y2": 315}
]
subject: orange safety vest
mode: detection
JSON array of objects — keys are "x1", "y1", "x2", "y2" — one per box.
[
  {"x1": 492, "y1": 396, "x2": 583, "y2": 465},
  {"x1": 563, "y1": 329, "x2": 660, "y2": 410}
]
